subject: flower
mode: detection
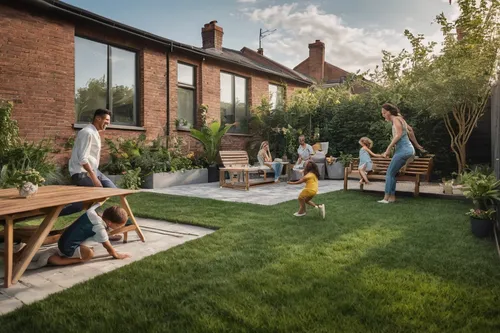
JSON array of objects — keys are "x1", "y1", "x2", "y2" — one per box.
[{"x1": 466, "y1": 208, "x2": 496, "y2": 220}]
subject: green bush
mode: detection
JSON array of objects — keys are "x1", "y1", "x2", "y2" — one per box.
[
  {"x1": 249, "y1": 85, "x2": 457, "y2": 179},
  {"x1": 119, "y1": 168, "x2": 142, "y2": 190}
]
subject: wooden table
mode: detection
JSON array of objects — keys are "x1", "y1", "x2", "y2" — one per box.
[
  {"x1": 0, "y1": 186, "x2": 145, "y2": 288},
  {"x1": 219, "y1": 162, "x2": 290, "y2": 191}
]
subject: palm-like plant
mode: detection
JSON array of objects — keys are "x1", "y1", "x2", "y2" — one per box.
[{"x1": 190, "y1": 121, "x2": 233, "y2": 165}]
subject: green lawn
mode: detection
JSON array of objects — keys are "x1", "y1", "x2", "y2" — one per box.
[{"x1": 1, "y1": 191, "x2": 500, "y2": 333}]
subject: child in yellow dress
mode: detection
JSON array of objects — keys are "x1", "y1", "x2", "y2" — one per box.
[{"x1": 287, "y1": 161, "x2": 325, "y2": 219}]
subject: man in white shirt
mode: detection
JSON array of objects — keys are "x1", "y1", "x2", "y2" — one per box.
[
  {"x1": 69, "y1": 108, "x2": 115, "y2": 188},
  {"x1": 60, "y1": 109, "x2": 116, "y2": 217}
]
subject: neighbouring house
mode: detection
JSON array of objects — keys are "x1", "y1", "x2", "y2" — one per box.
[
  {"x1": 294, "y1": 39, "x2": 367, "y2": 93},
  {"x1": 0, "y1": 0, "x2": 313, "y2": 164}
]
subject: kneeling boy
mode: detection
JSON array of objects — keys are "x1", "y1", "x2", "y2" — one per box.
[{"x1": 47, "y1": 203, "x2": 130, "y2": 266}]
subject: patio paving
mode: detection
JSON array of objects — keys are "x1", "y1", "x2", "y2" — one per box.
[
  {"x1": 144, "y1": 179, "x2": 464, "y2": 205},
  {"x1": 0, "y1": 218, "x2": 214, "y2": 315}
]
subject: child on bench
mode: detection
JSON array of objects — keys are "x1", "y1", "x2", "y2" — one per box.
[
  {"x1": 27, "y1": 203, "x2": 130, "y2": 269},
  {"x1": 358, "y1": 137, "x2": 382, "y2": 185}
]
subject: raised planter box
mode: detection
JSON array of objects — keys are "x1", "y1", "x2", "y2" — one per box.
[
  {"x1": 142, "y1": 168, "x2": 208, "y2": 189},
  {"x1": 326, "y1": 162, "x2": 345, "y2": 180},
  {"x1": 105, "y1": 174, "x2": 123, "y2": 188}
]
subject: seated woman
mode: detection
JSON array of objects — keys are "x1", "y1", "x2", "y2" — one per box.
[
  {"x1": 294, "y1": 135, "x2": 314, "y2": 170},
  {"x1": 257, "y1": 141, "x2": 283, "y2": 182}
]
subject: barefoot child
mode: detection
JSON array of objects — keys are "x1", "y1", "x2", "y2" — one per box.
[
  {"x1": 358, "y1": 137, "x2": 381, "y2": 185},
  {"x1": 287, "y1": 161, "x2": 325, "y2": 219},
  {"x1": 27, "y1": 203, "x2": 130, "y2": 269}
]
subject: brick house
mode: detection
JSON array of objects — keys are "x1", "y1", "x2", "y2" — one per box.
[
  {"x1": 0, "y1": 0, "x2": 312, "y2": 164},
  {"x1": 294, "y1": 39, "x2": 366, "y2": 92}
]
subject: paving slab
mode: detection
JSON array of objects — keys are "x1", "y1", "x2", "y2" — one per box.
[
  {"x1": 0, "y1": 218, "x2": 214, "y2": 315},
  {"x1": 144, "y1": 179, "x2": 463, "y2": 205}
]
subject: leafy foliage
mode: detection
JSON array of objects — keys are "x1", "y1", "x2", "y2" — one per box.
[
  {"x1": 461, "y1": 165, "x2": 500, "y2": 211},
  {"x1": 190, "y1": 121, "x2": 233, "y2": 165},
  {"x1": 5, "y1": 169, "x2": 45, "y2": 189},
  {"x1": 118, "y1": 168, "x2": 142, "y2": 190},
  {"x1": 0, "y1": 100, "x2": 20, "y2": 155}
]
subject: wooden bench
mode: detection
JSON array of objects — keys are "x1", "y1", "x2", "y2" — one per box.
[
  {"x1": 219, "y1": 151, "x2": 283, "y2": 190},
  {"x1": 343, "y1": 155, "x2": 434, "y2": 196}
]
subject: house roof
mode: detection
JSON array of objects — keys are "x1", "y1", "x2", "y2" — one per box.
[{"x1": 20, "y1": 0, "x2": 312, "y2": 85}]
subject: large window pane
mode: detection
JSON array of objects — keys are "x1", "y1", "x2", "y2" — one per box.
[
  {"x1": 177, "y1": 87, "x2": 195, "y2": 126},
  {"x1": 74, "y1": 36, "x2": 138, "y2": 126},
  {"x1": 220, "y1": 73, "x2": 234, "y2": 126},
  {"x1": 234, "y1": 76, "x2": 247, "y2": 133},
  {"x1": 178, "y1": 63, "x2": 194, "y2": 86},
  {"x1": 111, "y1": 47, "x2": 136, "y2": 125},
  {"x1": 75, "y1": 37, "x2": 107, "y2": 123}
]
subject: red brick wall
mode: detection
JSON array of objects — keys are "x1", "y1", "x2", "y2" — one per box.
[
  {"x1": 0, "y1": 4, "x2": 308, "y2": 165},
  {"x1": 0, "y1": 4, "x2": 75, "y2": 152},
  {"x1": 324, "y1": 63, "x2": 349, "y2": 82}
]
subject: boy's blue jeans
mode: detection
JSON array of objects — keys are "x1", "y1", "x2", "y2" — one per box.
[{"x1": 385, "y1": 149, "x2": 414, "y2": 195}]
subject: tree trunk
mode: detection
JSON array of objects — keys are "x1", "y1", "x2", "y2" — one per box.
[{"x1": 443, "y1": 99, "x2": 489, "y2": 174}]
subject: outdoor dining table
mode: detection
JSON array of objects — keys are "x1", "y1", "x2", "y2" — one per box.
[{"x1": 0, "y1": 186, "x2": 145, "y2": 288}]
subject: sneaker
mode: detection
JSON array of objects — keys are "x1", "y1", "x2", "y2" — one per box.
[
  {"x1": 293, "y1": 212, "x2": 306, "y2": 217},
  {"x1": 377, "y1": 199, "x2": 390, "y2": 204},
  {"x1": 13, "y1": 242, "x2": 27, "y2": 253},
  {"x1": 319, "y1": 204, "x2": 326, "y2": 219}
]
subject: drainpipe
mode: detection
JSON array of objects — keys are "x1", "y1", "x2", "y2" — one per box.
[{"x1": 166, "y1": 45, "x2": 171, "y2": 137}]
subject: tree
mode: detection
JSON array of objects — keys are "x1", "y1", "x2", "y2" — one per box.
[{"x1": 369, "y1": 0, "x2": 500, "y2": 173}]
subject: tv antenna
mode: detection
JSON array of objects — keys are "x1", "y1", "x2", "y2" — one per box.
[{"x1": 259, "y1": 28, "x2": 277, "y2": 49}]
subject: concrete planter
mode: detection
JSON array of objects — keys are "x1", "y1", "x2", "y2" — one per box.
[
  {"x1": 142, "y1": 168, "x2": 208, "y2": 189},
  {"x1": 326, "y1": 162, "x2": 345, "y2": 180},
  {"x1": 105, "y1": 174, "x2": 123, "y2": 188}
]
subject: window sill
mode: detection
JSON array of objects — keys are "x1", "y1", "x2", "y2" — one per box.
[
  {"x1": 226, "y1": 132, "x2": 252, "y2": 137},
  {"x1": 176, "y1": 128, "x2": 193, "y2": 133},
  {"x1": 73, "y1": 124, "x2": 146, "y2": 131}
]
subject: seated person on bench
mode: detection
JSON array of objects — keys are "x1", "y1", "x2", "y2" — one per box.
[
  {"x1": 258, "y1": 141, "x2": 283, "y2": 182},
  {"x1": 27, "y1": 203, "x2": 130, "y2": 269}
]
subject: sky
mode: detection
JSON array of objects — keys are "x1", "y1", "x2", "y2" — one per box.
[{"x1": 65, "y1": 0, "x2": 460, "y2": 74}]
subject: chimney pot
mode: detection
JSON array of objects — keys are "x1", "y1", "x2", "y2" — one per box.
[{"x1": 257, "y1": 48, "x2": 264, "y2": 55}]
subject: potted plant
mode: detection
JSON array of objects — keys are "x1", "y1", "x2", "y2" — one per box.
[
  {"x1": 466, "y1": 208, "x2": 496, "y2": 238},
  {"x1": 7, "y1": 168, "x2": 45, "y2": 198},
  {"x1": 190, "y1": 121, "x2": 232, "y2": 182},
  {"x1": 326, "y1": 152, "x2": 353, "y2": 180},
  {"x1": 175, "y1": 118, "x2": 191, "y2": 131},
  {"x1": 461, "y1": 166, "x2": 500, "y2": 238}
]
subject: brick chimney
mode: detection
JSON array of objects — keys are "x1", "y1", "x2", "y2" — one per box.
[
  {"x1": 257, "y1": 48, "x2": 264, "y2": 55},
  {"x1": 308, "y1": 40, "x2": 325, "y2": 83},
  {"x1": 202, "y1": 20, "x2": 224, "y2": 50}
]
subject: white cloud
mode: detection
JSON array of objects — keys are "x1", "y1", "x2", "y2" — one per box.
[
  {"x1": 246, "y1": 3, "x2": 460, "y2": 73},
  {"x1": 237, "y1": 0, "x2": 257, "y2": 3}
]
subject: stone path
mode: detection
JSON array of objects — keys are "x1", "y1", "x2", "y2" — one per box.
[
  {"x1": 144, "y1": 179, "x2": 463, "y2": 205},
  {"x1": 0, "y1": 218, "x2": 214, "y2": 315}
]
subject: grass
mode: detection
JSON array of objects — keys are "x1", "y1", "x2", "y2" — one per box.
[{"x1": 1, "y1": 191, "x2": 500, "y2": 332}]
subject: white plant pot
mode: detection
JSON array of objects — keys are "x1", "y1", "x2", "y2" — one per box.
[{"x1": 19, "y1": 182, "x2": 38, "y2": 198}]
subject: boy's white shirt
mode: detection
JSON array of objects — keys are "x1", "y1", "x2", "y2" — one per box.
[{"x1": 86, "y1": 203, "x2": 109, "y2": 243}]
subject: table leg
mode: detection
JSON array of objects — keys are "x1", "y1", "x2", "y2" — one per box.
[
  {"x1": 3, "y1": 216, "x2": 14, "y2": 288},
  {"x1": 120, "y1": 195, "x2": 145, "y2": 242},
  {"x1": 11, "y1": 205, "x2": 63, "y2": 285}
]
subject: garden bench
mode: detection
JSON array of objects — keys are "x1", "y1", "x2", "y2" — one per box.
[
  {"x1": 219, "y1": 151, "x2": 288, "y2": 190},
  {"x1": 343, "y1": 155, "x2": 434, "y2": 197}
]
